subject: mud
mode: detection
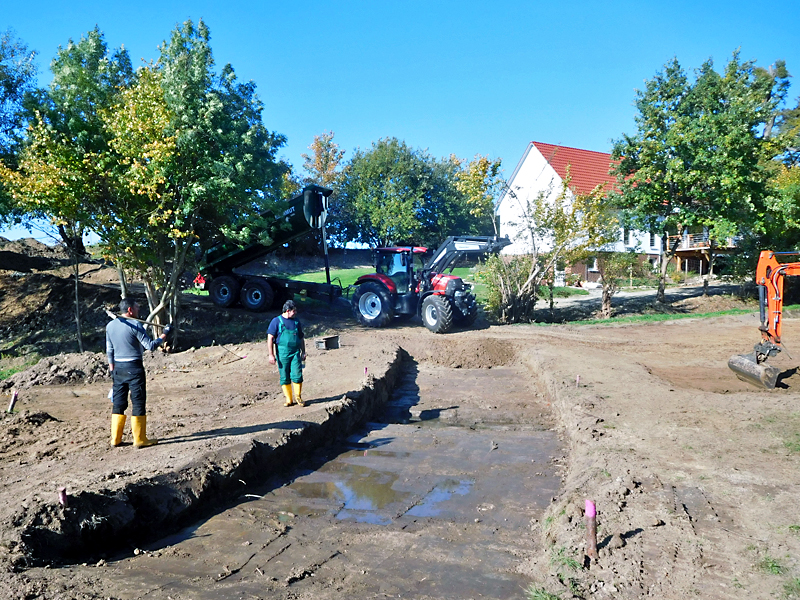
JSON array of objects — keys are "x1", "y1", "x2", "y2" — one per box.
[
  {"x1": 1, "y1": 239, "x2": 799, "y2": 599},
  {"x1": 85, "y1": 362, "x2": 561, "y2": 599}
]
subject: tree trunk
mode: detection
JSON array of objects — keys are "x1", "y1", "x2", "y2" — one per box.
[
  {"x1": 72, "y1": 253, "x2": 83, "y2": 353},
  {"x1": 657, "y1": 233, "x2": 681, "y2": 304},
  {"x1": 117, "y1": 264, "x2": 128, "y2": 300},
  {"x1": 601, "y1": 284, "x2": 613, "y2": 318},
  {"x1": 703, "y1": 241, "x2": 717, "y2": 297}
]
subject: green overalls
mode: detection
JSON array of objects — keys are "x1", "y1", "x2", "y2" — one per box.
[{"x1": 276, "y1": 317, "x2": 303, "y2": 386}]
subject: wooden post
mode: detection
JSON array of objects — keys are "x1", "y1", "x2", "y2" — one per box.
[{"x1": 6, "y1": 390, "x2": 18, "y2": 413}]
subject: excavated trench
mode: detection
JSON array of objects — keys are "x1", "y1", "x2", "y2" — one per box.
[{"x1": 80, "y1": 354, "x2": 564, "y2": 599}]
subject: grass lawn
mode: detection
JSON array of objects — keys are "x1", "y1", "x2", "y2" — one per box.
[{"x1": 186, "y1": 266, "x2": 592, "y2": 307}]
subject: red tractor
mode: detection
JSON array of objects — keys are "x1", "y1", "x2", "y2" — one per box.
[{"x1": 351, "y1": 235, "x2": 510, "y2": 333}]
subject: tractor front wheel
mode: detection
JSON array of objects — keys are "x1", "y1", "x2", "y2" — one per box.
[
  {"x1": 353, "y1": 282, "x2": 395, "y2": 328},
  {"x1": 421, "y1": 295, "x2": 454, "y2": 334},
  {"x1": 455, "y1": 301, "x2": 479, "y2": 326}
]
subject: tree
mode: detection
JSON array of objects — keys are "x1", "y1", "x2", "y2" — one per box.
[
  {"x1": 283, "y1": 131, "x2": 345, "y2": 255},
  {"x1": 0, "y1": 30, "x2": 36, "y2": 224},
  {"x1": 0, "y1": 30, "x2": 37, "y2": 166},
  {"x1": 777, "y1": 96, "x2": 800, "y2": 166},
  {"x1": 0, "y1": 28, "x2": 132, "y2": 351},
  {"x1": 611, "y1": 53, "x2": 785, "y2": 302},
  {"x1": 479, "y1": 176, "x2": 608, "y2": 323},
  {"x1": 454, "y1": 154, "x2": 504, "y2": 234},
  {"x1": 96, "y1": 20, "x2": 287, "y2": 343},
  {"x1": 568, "y1": 186, "x2": 625, "y2": 317},
  {"x1": 335, "y1": 138, "x2": 486, "y2": 248},
  {"x1": 302, "y1": 130, "x2": 345, "y2": 188}
]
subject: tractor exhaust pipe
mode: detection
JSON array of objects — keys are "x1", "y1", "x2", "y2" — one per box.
[{"x1": 728, "y1": 352, "x2": 781, "y2": 389}]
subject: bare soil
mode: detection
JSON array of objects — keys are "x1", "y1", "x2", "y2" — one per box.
[{"x1": 1, "y1": 237, "x2": 799, "y2": 599}]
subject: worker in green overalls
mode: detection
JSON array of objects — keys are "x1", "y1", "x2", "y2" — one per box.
[{"x1": 267, "y1": 299, "x2": 306, "y2": 406}]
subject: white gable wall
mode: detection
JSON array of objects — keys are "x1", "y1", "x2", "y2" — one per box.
[{"x1": 496, "y1": 145, "x2": 564, "y2": 255}]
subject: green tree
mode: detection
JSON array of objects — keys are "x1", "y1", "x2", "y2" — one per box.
[
  {"x1": 568, "y1": 187, "x2": 625, "y2": 317},
  {"x1": 611, "y1": 52, "x2": 785, "y2": 301},
  {"x1": 479, "y1": 176, "x2": 607, "y2": 323},
  {"x1": 0, "y1": 29, "x2": 37, "y2": 177},
  {"x1": 97, "y1": 20, "x2": 288, "y2": 340},
  {"x1": 0, "y1": 28, "x2": 131, "y2": 351},
  {"x1": 778, "y1": 97, "x2": 800, "y2": 166},
  {"x1": 335, "y1": 137, "x2": 483, "y2": 248}
]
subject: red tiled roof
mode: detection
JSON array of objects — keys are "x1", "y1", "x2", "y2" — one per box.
[{"x1": 532, "y1": 142, "x2": 618, "y2": 195}]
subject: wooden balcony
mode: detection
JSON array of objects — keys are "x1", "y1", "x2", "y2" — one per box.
[{"x1": 666, "y1": 233, "x2": 736, "y2": 252}]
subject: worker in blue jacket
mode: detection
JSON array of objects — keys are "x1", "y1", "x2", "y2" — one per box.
[{"x1": 267, "y1": 299, "x2": 306, "y2": 406}]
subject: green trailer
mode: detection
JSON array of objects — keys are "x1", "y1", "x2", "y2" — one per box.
[{"x1": 199, "y1": 185, "x2": 342, "y2": 311}]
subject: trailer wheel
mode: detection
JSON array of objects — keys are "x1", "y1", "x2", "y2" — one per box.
[
  {"x1": 422, "y1": 295, "x2": 453, "y2": 334},
  {"x1": 240, "y1": 279, "x2": 274, "y2": 312},
  {"x1": 353, "y1": 282, "x2": 394, "y2": 328},
  {"x1": 209, "y1": 275, "x2": 240, "y2": 308}
]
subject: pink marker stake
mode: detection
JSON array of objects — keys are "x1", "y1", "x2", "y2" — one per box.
[{"x1": 585, "y1": 499, "x2": 597, "y2": 560}]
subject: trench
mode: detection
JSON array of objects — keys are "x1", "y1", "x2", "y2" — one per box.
[{"x1": 78, "y1": 358, "x2": 563, "y2": 599}]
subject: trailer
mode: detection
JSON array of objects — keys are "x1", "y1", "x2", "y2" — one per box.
[{"x1": 199, "y1": 185, "x2": 342, "y2": 311}]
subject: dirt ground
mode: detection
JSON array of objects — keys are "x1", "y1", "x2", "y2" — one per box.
[{"x1": 1, "y1": 237, "x2": 799, "y2": 599}]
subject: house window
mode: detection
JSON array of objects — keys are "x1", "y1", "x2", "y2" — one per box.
[
  {"x1": 624, "y1": 228, "x2": 630, "y2": 246},
  {"x1": 588, "y1": 257, "x2": 599, "y2": 272},
  {"x1": 649, "y1": 231, "x2": 656, "y2": 248}
]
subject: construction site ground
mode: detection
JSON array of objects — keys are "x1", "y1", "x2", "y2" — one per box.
[{"x1": 0, "y1": 236, "x2": 799, "y2": 599}]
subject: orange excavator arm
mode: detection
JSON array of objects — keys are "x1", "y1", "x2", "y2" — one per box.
[
  {"x1": 755, "y1": 251, "x2": 800, "y2": 346},
  {"x1": 729, "y1": 250, "x2": 800, "y2": 389}
]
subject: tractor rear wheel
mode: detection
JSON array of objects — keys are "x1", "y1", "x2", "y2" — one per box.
[
  {"x1": 209, "y1": 275, "x2": 240, "y2": 308},
  {"x1": 240, "y1": 279, "x2": 274, "y2": 312},
  {"x1": 353, "y1": 281, "x2": 394, "y2": 328},
  {"x1": 422, "y1": 295, "x2": 453, "y2": 334}
]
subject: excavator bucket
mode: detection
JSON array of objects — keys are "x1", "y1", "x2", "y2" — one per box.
[{"x1": 728, "y1": 353, "x2": 781, "y2": 389}]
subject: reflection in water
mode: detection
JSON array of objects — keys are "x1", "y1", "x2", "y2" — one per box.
[{"x1": 407, "y1": 479, "x2": 473, "y2": 517}]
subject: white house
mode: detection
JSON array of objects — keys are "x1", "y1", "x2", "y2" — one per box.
[{"x1": 496, "y1": 141, "x2": 663, "y2": 270}]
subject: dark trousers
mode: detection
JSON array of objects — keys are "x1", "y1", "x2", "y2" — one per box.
[{"x1": 112, "y1": 361, "x2": 147, "y2": 416}]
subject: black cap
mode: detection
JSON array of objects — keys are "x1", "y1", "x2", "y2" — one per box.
[{"x1": 282, "y1": 299, "x2": 297, "y2": 313}]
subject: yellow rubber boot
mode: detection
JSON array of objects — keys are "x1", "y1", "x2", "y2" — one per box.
[
  {"x1": 111, "y1": 414, "x2": 126, "y2": 447},
  {"x1": 281, "y1": 384, "x2": 294, "y2": 406},
  {"x1": 292, "y1": 382, "x2": 304, "y2": 407},
  {"x1": 131, "y1": 415, "x2": 158, "y2": 448}
]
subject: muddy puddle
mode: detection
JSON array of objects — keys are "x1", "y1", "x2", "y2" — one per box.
[{"x1": 84, "y1": 361, "x2": 563, "y2": 599}]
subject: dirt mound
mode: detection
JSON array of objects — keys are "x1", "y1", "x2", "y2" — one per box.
[
  {"x1": 0, "y1": 273, "x2": 122, "y2": 354},
  {"x1": 0, "y1": 238, "x2": 69, "y2": 274},
  {"x1": 1, "y1": 352, "x2": 110, "y2": 390},
  {"x1": 407, "y1": 336, "x2": 517, "y2": 368},
  {"x1": 670, "y1": 290, "x2": 756, "y2": 313}
]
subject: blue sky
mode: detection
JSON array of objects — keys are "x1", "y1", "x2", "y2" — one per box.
[{"x1": 2, "y1": 0, "x2": 799, "y2": 240}]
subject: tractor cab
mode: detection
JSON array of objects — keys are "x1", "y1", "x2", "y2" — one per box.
[{"x1": 374, "y1": 247, "x2": 427, "y2": 294}]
